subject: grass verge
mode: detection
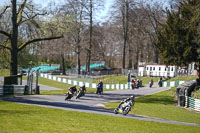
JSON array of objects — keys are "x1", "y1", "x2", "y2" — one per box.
[
  {"x1": 0, "y1": 100, "x2": 199, "y2": 133},
  {"x1": 23, "y1": 77, "x2": 116, "y2": 95},
  {"x1": 105, "y1": 87, "x2": 200, "y2": 124},
  {"x1": 0, "y1": 69, "x2": 10, "y2": 77},
  {"x1": 167, "y1": 76, "x2": 198, "y2": 81}
]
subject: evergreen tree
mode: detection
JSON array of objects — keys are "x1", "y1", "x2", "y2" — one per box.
[{"x1": 156, "y1": 0, "x2": 200, "y2": 77}]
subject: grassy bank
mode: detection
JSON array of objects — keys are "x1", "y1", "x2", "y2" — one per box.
[
  {"x1": 0, "y1": 69, "x2": 10, "y2": 77},
  {"x1": 0, "y1": 100, "x2": 199, "y2": 133},
  {"x1": 167, "y1": 76, "x2": 198, "y2": 81},
  {"x1": 23, "y1": 77, "x2": 116, "y2": 95},
  {"x1": 105, "y1": 87, "x2": 200, "y2": 124}
]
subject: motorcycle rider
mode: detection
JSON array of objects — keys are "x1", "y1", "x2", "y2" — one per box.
[
  {"x1": 131, "y1": 79, "x2": 135, "y2": 89},
  {"x1": 96, "y1": 80, "x2": 103, "y2": 94},
  {"x1": 76, "y1": 85, "x2": 86, "y2": 99},
  {"x1": 149, "y1": 79, "x2": 153, "y2": 87},
  {"x1": 158, "y1": 77, "x2": 163, "y2": 87},
  {"x1": 79, "y1": 85, "x2": 86, "y2": 93},
  {"x1": 65, "y1": 85, "x2": 77, "y2": 100},
  {"x1": 118, "y1": 95, "x2": 135, "y2": 109}
]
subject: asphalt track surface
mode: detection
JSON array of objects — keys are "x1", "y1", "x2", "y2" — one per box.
[{"x1": 1, "y1": 82, "x2": 200, "y2": 127}]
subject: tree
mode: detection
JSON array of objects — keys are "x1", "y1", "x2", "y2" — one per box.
[
  {"x1": 155, "y1": 0, "x2": 200, "y2": 77},
  {"x1": 0, "y1": 0, "x2": 63, "y2": 75},
  {"x1": 59, "y1": 0, "x2": 86, "y2": 75}
]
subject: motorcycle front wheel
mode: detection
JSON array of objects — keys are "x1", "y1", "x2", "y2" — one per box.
[
  {"x1": 122, "y1": 107, "x2": 130, "y2": 115},
  {"x1": 114, "y1": 108, "x2": 119, "y2": 114}
]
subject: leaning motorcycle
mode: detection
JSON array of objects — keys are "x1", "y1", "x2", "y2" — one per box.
[
  {"x1": 114, "y1": 99, "x2": 134, "y2": 115},
  {"x1": 76, "y1": 88, "x2": 86, "y2": 99},
  {"x1": 65, "y1": 91, "x2": 73, "y2": 100}
]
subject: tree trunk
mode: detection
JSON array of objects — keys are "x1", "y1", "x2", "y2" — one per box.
[
  {"x1": 61, "y1": 53, "x2": 66, "y2": 75},
  {"x1": 10, "y1": 0, "x2": 18, "y2": 75},
  {"x1": 122, "y1": 1, "x2": 129, "y2": 71},
  {"x1": 87, "y1": 0, "x2": 93, "y2": 74},
  {"x1": 154, "y1": 48, "x2": 159, "y2": 64},
  {"x1": 198, "y1": 61, "x2": 200, "y2": 78},
  {"x1": 76, "y1": 7, "x2": 83, "y2": 75},
  {"x1": 134, "y1": 49, "x2": 139, "y2": 70},
  {"x1": 128, "y1": 43, "x2": 133, "y2": 69},
  {"x1": 77, "y1": 46, "x2": 81, "y2": 74}
]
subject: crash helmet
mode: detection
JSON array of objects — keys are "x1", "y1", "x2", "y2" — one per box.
[{"x1": 130, "y1": 95, "x2": 135, "y2": 99}]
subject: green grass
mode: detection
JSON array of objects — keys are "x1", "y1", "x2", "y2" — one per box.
[
  {"x1": 92, "y1": 75, "x2": 160, "y2": 85},
  {"x1": 192, "y1": 89, "x2": 200, "y2": 99},
  {"x1": 92, "y1": 75, "x2": 128, "y2": 84},
  {"x1": 0, "y1": 100, "x2": 199, "y2": 133},
  {"x1": 167, "y1": 76, "x2": 198, "y2": 81},
  {"x1": 140, "y1": 77, "x2": 160, "y2": 85},
  {"x1": 0, "y1": 69, "x2": 10, "y2": 77},
  {"x1": 105, "y1": 87, "x2": 200, "y2": 124},
  {"x1": 23, "y1": 77, "x2": 116, "y2": 95},
  {"x1": 57, "y1": 75, "x2": 160, "y2": 85}
]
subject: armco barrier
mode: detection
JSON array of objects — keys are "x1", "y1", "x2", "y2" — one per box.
[
  {"x1": 0, "y1": 85, "x2": 3, "y2": 96},
  {"x1": 0, "y1": 85, "x2": 27, "y2": 95},
  {"x1": 163, "y1": 81, "x2": 188, "y2": 87},
  {"x1": 185, "y1": 96, "x2": 200, "y2": 112},
  {"x1": 40, "y1": 73, "x2": 131, "y2": 90}
]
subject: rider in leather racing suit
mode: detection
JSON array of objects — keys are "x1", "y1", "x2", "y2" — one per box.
[{"x1": 118, "y1": 95, "x2": 135, "y2": 109}]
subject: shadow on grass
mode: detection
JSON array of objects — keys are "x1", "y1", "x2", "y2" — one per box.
[{"x1": 136, "y1": 95, "x2": 174, "y2": 105}]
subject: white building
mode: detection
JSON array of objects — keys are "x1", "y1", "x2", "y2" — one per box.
[{"x1": 138, "y1": 64, "x2": 177, "y2": 77}]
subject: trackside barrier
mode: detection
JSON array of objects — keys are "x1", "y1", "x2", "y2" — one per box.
[
  {"x1": 163, "y1": 81, "x2": 187, "y2": 87},
  {"x1": 40, "y1": 73, "x2": 131, "y2": 90},
  {"x1": 185, "y1": 96, "x2": 200, "y2": 112},
  {"x1": 0, "y1": 85, "x2": 28, "y2": 95}
]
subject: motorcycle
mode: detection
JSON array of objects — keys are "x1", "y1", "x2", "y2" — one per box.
[
  {"x1": 65, "y1": 86, "x2": 77, "y2": 100},
  {"x1": 158, "y1": 80, "x2": 162, "y2": 87},
  {"x1": 76, "y1": 87, "x2": 86, "y2": 99},
  {"x1": 65, "y1": 91, "x2": 73, "y2": 100},
  {"x1": 149, "y1": 80, "x2": 153, "y2": 88},
  {"x1": 131, "y1": 81, "x2": 135, "y2": 89},
  {"x1": 96, "y1": 84, "x2": 103, "y2": 95},
  {"x1": 114, "y1": 96, "x2": 135, "y2": 115}
]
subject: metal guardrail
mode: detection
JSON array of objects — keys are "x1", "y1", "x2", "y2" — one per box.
[
  {"x1": 176, "y1": 80, "x2": 200, "y2": 112},
  {"x1": 185, "y1": 96, "x2": 200, "y2": 112},
  {"x1": 0, "y1": 85, "x2": 28, "y2": 96},
  {"x1": 40, "y1": 73, "x2": 131, "y2": 90}
]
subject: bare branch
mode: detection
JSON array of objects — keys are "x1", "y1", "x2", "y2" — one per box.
[
  {"x1": 19, "y1": 12, "x2": 47, "y2": 25},
  {"x1": 17, "y1": 0, "x2": 27, "y2": 25},
  {"x1": 0, "y1": 30, "x2": 11, "y2": 38},
  {"x1": 0, "y1": 39, "x2": 11, "y2": 50},
  {"x1": 18, "y1": 35, "x2": 64, "y2": 51},
  {"x1": 0, "y1": 6, "x2": 10, "y2": 19}
]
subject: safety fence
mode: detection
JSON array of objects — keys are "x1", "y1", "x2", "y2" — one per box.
[
  {"x1": 163, "y1": 81, "x2": 187, "y2": 87},
  {"x1": 0, "y1": 85, "x2": 28, "y2": 95},
  {"x1": 185, "y1": 96, "x2": 200, "y2": 112},
  {"x1": 40, "y1": 73, "x2": 131, "y2": 90}
]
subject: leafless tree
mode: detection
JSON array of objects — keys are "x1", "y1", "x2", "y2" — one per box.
[{"x1": 0, "y1": 0, "x2": 63, "y2": 75}]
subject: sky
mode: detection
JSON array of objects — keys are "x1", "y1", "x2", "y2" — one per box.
[
  {"x1": 0, "y1": 0, "x2": 114, "y2": 22},
  {"x1": 0, "y1": 0, "x2": 169, "y2": 22}
]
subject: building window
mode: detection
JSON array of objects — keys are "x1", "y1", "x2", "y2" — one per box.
[
  {"x1": 147, "y1": 67, "x2": 148, "y2": 70},
  {"x1": 150, "y1": 67, "x2": 152, "y2": 71},
  {"x1": 165, "y1": 67, "x2": 167, "y2": 71},
  {"x1": 153, "y1": 67, "x2": 155, "y2": 71},
  {"x1": 171, "y1": 67, "x2": 173, "y2": 71},
  {"x1": 159, "y1": 67, "x2": 161, "y2": 71}
]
